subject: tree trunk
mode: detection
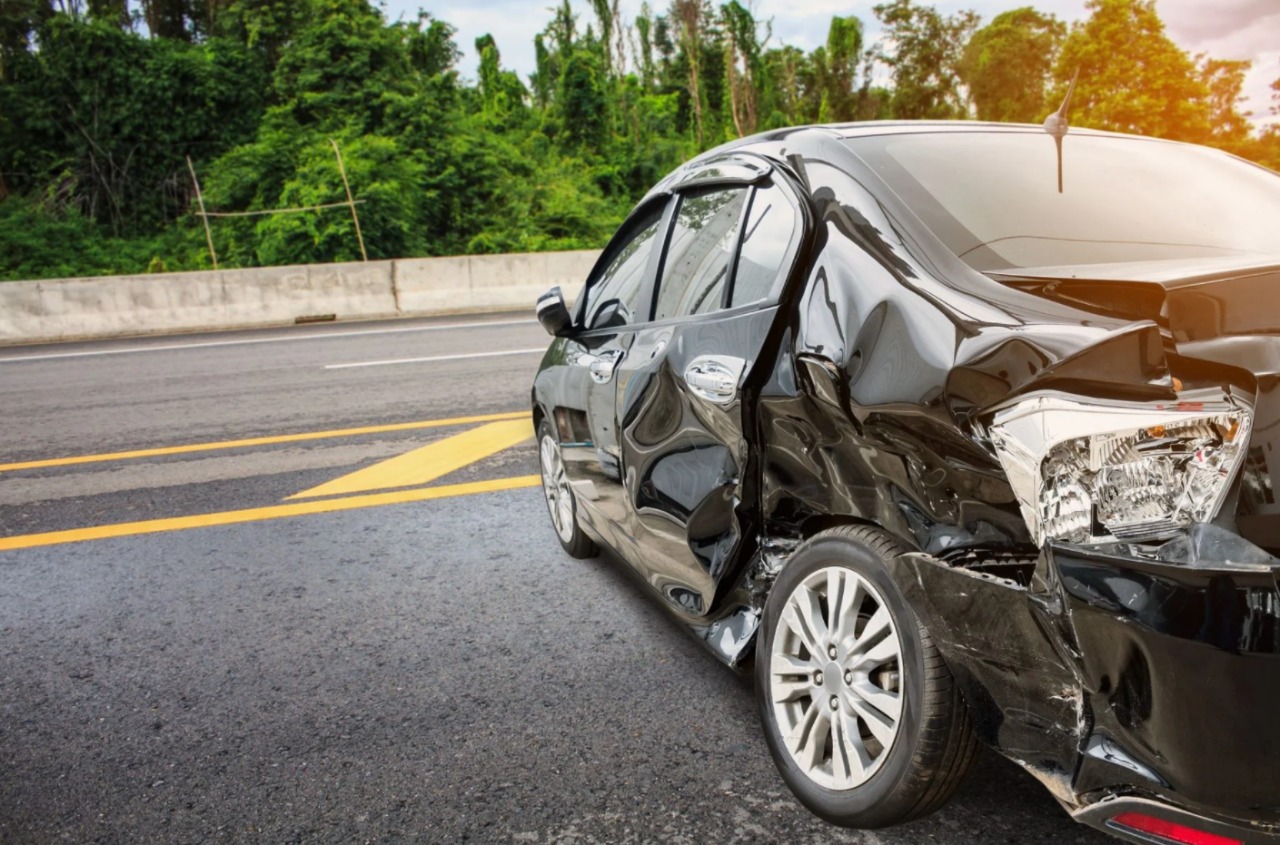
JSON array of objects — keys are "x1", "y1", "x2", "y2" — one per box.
[
  {"x1": 727, "y1": 31, "x2": 743, "y2": 137},
  {"x1": 676, "y1": 0, "x2": 703, "y2": 147}
]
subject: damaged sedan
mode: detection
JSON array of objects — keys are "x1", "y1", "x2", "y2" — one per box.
[{"x1": 531, "y1": 120, "x2": 1280, "y2": 844}]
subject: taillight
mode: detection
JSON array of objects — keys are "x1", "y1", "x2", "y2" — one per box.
[{"x1": 1109, "y1": 812, "x2": 1242, "y2": 845}]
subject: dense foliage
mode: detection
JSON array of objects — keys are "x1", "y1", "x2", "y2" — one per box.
[{"x1": 1, "y1": 0, "x2": 1277, "y2": 280}]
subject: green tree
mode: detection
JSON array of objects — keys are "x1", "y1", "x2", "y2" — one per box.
[
  {"x1": 399, "y1": 12, "x2": 458, "y2": 78},
  {"x1": 634, "y1": 4, "x2": 656, "y2": 90},
  {"x1": 212, "y1": 0, "x2": 303, "y2": 66},
  {"x1": 139, "y1": 0, "x2": 196, "y2": 39},
  {"x1": 475, "y1": 34, "x2": 528, "y2": 116},
  {"x1": 1052, "y1": 0, "x2": 1215, "y2": 141},
  {"x1": 87, "y1": 0, "x2": 130, "y2": 29},
  {"x1": 4, "y1": 0, "x2": 1277, "y2": 283},
  {"x1": 720, "y1": 1, "x2": 764, "y2": 136},
  {"x1": 589, "y1": 0, "x2": 618, "y2": 73},
  {"x1": 201, "y1": 2, "x2": 464, "y2": 266},
  {"x1": 558, "y1": 46, "x2": 609, "y2": 151},
  {"x1": 961, "y1": 7, "x2": 1064, "y2": 123},
  {"x1": 874, "y1": 0, "x2": 979, "y2": 120},
  {"x1": 253, "y1": 134, "x2": 425, "y2": 264},
  {"x1": 270, "y1": 0, "x2": 416, "y2": 133},
  {"x1": 818, "y1": 16, "x2": 863, "y2": 122},
  {"x1": 2, "y1": 14, "x2": 263, "y2": 233},
  {"x1": 1198, "y1": 57, "x2": 1252, "y2": 147},
  {"x1": 0, "y1": 0, "x2": 51, "y2": 80},
  {"x1": 759, "y1": 45, "x2": 809, "y2": 125},
  {"x1": 530, "y1": 0, "x2": 574, "y2": 108},
  {"x1": 673, "y1": 0, "x2": 707, "y2": 145}
]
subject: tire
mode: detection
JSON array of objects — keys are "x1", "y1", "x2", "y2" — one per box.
[
  {"x1": 537, "y1": 418, "x2": 598, "y2": 559},
  {"x1": 755, "y1": 525, "x2": 977, "y2": 828}
]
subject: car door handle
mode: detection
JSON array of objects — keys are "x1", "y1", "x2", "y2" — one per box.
[
  {"x1": 684, "y1": 355, "x2": 747, "y2": 405},
  {"x1": 587, "y1": 349, "x2": 623, "y2": 384}
]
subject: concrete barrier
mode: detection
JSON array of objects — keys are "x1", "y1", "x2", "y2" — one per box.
[
  {"x1": 0, "y1": 249, "x2": 602, "y2": 345},
  {"x1": 394, "y1": 250, "x2": 597, "y2": 314}
]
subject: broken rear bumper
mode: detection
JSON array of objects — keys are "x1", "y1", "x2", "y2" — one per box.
[
  {"x1": 893, "y1": 536, "x2": 1280, "y2": 840},
  {"x1": 1051, "y1": 542, "x2": 1280, "y2": 831},
  {"x1": 1073, "y1": 796, "x2": 1280, "y2": 845}
]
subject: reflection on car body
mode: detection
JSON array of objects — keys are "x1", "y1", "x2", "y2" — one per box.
[{"x1": 531, "y1": 121, "x2": 1280, "y2": 844}]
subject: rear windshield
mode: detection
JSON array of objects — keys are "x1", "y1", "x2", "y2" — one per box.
[{"x1": 844, "y1": 131, "x2": 1280, "y2": 271}]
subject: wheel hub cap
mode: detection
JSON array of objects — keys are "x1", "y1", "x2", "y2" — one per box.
[
  {"x1": 539, "y1": 434, "x2": 575, "y2": 544},
  {"x1": 769, "y1": 566, "x2": 905, "y2": 790}
]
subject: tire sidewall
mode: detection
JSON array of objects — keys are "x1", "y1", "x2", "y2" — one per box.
[{"x1": 755, "y1": 532, "x2": 928, "y2": 826}]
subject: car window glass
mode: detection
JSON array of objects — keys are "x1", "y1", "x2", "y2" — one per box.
[
  {"x1": 653, "y1": 187, "x2": 749, "y2": 321},
  {"x1": 732, "y1": 182, "x2": 798, "y2": 307},
  {"x1": 584, "y1": 206, "x2": 664, "y2": 330},
  {"x1": 846, "y1": 132, "x2": 1280, "y2": 271}
]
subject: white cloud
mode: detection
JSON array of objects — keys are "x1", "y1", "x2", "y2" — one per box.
[
  {"x1": 1154, "y1": 0, "x2": 1279, "y2": 126},
  {"x1": 1243, "y1": 50, "x2": 1279, "y2": 127},
  {"x1": 1158, "y1": 0, "x2": 1277, "y2": 46}
]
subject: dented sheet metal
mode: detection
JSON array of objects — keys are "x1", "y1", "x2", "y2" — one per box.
[
  {"x1": 1052, "y1": 543, "x2": 1280, "y2": 816},
  {"x1": 891, "y1": 543, "x2": 1280, "y2": 822},
  {"x1": 747, "y1": 129, "x2": 1280, "y2": 834}
]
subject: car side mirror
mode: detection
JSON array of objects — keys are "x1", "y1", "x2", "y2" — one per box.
[{"x1": 536, "y1": 287, "x2": 574, "y2": 337}]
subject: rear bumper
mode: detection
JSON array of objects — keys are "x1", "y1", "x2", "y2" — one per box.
[
  {"x1": 892, "y1": 535, "x2": 1280, "y2": 837},
  {"x1": 1074, "y1": 796, "x2": 1280, "y2": 845},
  {"x1": 1048, "y1": 542, "x2": 1280, "y2": 831}
]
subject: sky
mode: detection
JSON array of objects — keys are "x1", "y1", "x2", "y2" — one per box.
[{"x1": 379, "y1": 0, "x2": 1279, "y2": 130}]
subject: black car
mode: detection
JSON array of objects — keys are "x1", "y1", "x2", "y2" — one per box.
[{"x1": 531, "y1": 120, "x2": 1280, "y2": 844}]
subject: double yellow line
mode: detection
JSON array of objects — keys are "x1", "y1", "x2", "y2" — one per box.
[
  {"x1": 0, "y1": 411, "x2": 532, "y2": 472},
  {"x1": 0, "y1": 411, "x2": 540, "y2": 552}
]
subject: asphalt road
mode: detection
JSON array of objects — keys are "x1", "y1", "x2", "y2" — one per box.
[{"x1": 0, "y1": 314, "x2": 1114, "y2": 844}]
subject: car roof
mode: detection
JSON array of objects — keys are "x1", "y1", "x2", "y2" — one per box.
[
  {"x1": 793, "y1": 119, "x2": 1155, "y2": 143},
  {"x1": 642, "y1": 120, "x2": 1193, "y2": 216},
  {"x1": 832, "y1": 119, "x2": 1090, "y2": 138},
  {"x1": 664, "y1": 120, "x2": 1163, "y2": 185}
]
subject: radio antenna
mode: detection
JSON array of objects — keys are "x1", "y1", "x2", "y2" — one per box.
[{"x1": 1043, "y1": 69, "x2": 1079, "y2": 194}]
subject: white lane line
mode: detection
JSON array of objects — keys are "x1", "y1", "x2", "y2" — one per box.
[
  {"x1": 0, "y1": 318, "x2": 537, "y2": 363},
  {"x1": 325, "y1": 348, "x2": 546, "y2": 370}
]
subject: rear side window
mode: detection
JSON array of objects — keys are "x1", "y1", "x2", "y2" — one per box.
[
  {"x1": 732, "y1": 182, "x2": 798, "y2": 307},
  {"x1": 653, "y1": 187, "x2": 749, "y2": 321},
  {"x1": 583, "y1": 205, "x2": 665, "y2": 330}
]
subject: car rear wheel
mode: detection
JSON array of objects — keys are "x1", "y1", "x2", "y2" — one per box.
[
  {"x1": 537, "y1": 418, "x2": 597, "y2": 559},
  {"x1": 756, "y1": 525, "x2": 977, "y2": 828}
]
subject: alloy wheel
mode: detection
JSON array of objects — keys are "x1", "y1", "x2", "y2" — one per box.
[
  {"x1": 539, "y1": 433, "x2": 575, "y2": 544},
  {"x1": 769, "y1": 565, "x2": 905, "y2": 790}
]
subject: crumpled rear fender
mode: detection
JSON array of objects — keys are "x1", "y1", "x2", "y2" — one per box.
[{"x1": 886, "y1": 543, "x2": 1280, "y2": 829}]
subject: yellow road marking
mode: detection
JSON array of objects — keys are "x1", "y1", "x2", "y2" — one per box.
[
  {"x1": 288, "y1": 419, "x2": 535, "y2": 500},
  {"x1": 0, "y1": 475, "x2": 541, "y2": 552},
  {"x1": 0, "y1": 411, "x2": 531, "y2": 472}
]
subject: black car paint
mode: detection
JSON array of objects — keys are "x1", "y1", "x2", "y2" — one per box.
[{"x1": 532, "y1": 123, "x2": 1280, "y2": 841}]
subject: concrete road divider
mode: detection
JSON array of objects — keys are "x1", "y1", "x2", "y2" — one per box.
[
  {"x1": 0, "y1": 249, "x2": 601, "y2": 346},
  {"x1": 394, "y1": 251, "x2": 595, "y2": 314}
]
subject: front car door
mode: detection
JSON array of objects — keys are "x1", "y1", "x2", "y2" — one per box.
[{"x1": 535, "y1": 198, "x2": 671, "y2": 556}]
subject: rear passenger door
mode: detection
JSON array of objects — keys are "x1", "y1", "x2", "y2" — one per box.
[{"x1": 612, "y1": 164, "x2": 806, "y2": 618}]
